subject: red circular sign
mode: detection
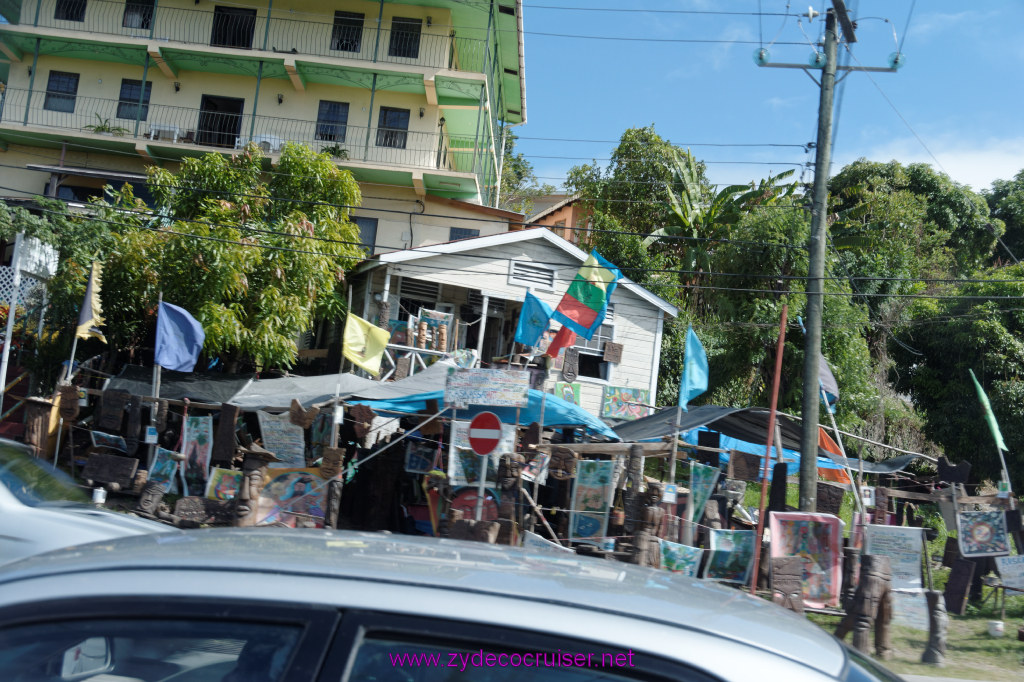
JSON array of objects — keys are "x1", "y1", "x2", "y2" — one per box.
[{"x1": 468, "y1": 411, "x2": 502, "y2": 455}]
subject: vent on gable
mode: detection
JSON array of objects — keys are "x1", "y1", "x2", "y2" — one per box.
[
  {"x1": 399, "y1": 278, "x2": 439, "y2": 302},
  {"x1": 508, "y1": 261, "x2": 556, "y2": 290}
]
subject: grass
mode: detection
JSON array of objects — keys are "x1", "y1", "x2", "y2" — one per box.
[{"x1": 808, "y1": 594, "x2": 1024, "y2": 681}]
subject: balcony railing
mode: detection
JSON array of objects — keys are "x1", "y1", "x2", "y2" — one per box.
[
  {"x1": 13, "y1": 0, "x2": 487, "y2": 72},
  {"x1": 0, "y1": 88, "x2": 479, "y2": 174}
]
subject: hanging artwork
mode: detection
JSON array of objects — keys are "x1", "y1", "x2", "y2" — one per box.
[
  {"x1": 307, "y1": 411, "x2": 332, "y2": 464},
  {"x1": 90, "y1": 431, "x2": 127, "y2": 452},
  {"x1": 180, "y1": 414, "x2": 213, "y2": 497},
  {"x1": 521, "y1": 450, "x2": 550, "y2": 486},
  {"x1": 600, "y1": 386, "x2": 650, "y2": 421},
  {"x1": 257, "y1": 410, "x2": 306, "y2": 468},
  {"x1": 255, "y1": 468, "x2": 327, "y2": 528},
  {"x1": 957, "y1": 510, "x2": 1010, "y2": 557},
  {"x1": 660, "y1": 539, "x2": 703, "y2": 577},
  {"x1": 149, "y1": 447, "x2": 180, "y2": 493},
  {"x1": 995, "y1": 555, "x2": 1024, "y2": 590},
  {"x1": 768, "y1": 512, "x2": 843, "y2": 608},
  {"x1": 405, "y1": 436, "x2": 436, "y2": 474},
  {"x1": 205, "y1": 467, "x2": 243, "y2": 501},
  {"x1": 569, "y1": 459, "x2": 616, "y2": 542},
  {"x1": 447, "y1": 420, "x2": 516, "y2": 487},
  {"x1": 554, "y1": 382, "x2": 581, "y2": 406},
  {"x1": 689, "y1": 461, "x2": 721, "y2": 523},
  {"x1": 863, "y1": 524, "x2": 925, "y2": 591},
  {"x1": 704, "y1": 529, "x2": 756, "y2": 584},
  {"x1": 449, "y1": 487, "x2": 499, "y2": 522},
  {"x1": 388, "y1": 319, "x2": 410, "y2": 346},
  {"x1": 891, "y1": 589, "x2": 930, "y2": 631}
]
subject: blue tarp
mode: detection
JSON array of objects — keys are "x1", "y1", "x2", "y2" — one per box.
[
  {"x1": 682, "y1": 427, "x2": 844, "y2": 476},
  {"x1": 348, "y1": 389, "x2": 620, "y2": 441}
]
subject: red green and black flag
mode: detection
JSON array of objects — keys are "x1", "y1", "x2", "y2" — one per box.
[{"x1": 551, "y1": 250, "x2": 621, "y2": 340}]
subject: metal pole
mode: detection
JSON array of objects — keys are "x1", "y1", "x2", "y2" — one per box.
[
  {"x1": 372, "y1": 0, "x2": 384, "y2": 62},
  {"x1": 799, "y1": 9, "x2": 839, "y2": 512},
  {"x1": 475, "y1": 293, "x2": 489, "y2": 367},
  {"x1": 23, "y1": 39, "x2": 40, "y2": 126},
  {"x1": 146, "y1": 292, "x2": 164, "y2": 469},
  {"x1": 133, "y1": 54, "x2": 151, "y2": 138},
  {"x1": 750, "y1": 304, "x2": 788, "y2": 595},
  {"x1": 363, "y1": 74, "x2": 377, "y2": 161},
  {"x1": 261, "y1": 0, "x2": 273, "y2": 51},
  {"x1": 0, "y1": 234, "x2": 23, "y2": 412},
  {"x1": 249, "y1": 61, "x2": 263, "y2": 142}
]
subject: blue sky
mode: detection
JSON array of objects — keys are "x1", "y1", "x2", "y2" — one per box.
[{"x1": 514, "y1": 1, "x2": 1024, "y2": 197}]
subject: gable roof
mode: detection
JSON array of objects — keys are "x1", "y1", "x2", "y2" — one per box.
[{"x1": 363, "y1": 227, "x2": 678, "y2": 317}]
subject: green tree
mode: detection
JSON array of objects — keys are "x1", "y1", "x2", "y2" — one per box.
[
  {"x1": 985, "y1": 168, "x2": 1024, "y2": 265},
  {"x1": 891, "y1": 268, "x2": 1024, "y2": 490},
  {"x1": 497, "y1": 127, "x2": 554, "y2": 215}
]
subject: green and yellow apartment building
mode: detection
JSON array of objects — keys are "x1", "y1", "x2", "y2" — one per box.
[{"x1": 0, "y1": 0, "x2": 526, "y2": 251}]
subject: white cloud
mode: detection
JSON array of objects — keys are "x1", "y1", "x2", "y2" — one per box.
[{"x1": 835, "y1": 135, "x2": 1024, "y2": 192}]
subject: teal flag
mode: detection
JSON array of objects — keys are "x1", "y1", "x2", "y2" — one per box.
[
  {"x1": 514, "y1": 292, "x2": 553, "y2": 347},
  {"x1": 678, "y1": 325, "x2": 709, "y2": 410},
  {"x1": 969, "y1": 369, "x2": 1007, "y2": 451}
]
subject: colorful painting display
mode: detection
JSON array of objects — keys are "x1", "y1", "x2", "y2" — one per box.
[
  {"x1": 995, "y1": 555, "x2": 1024, "y2": 590},
  {"x1": 704, "y1": 529, "x2": 756, "y2": 584},
  {"x1": 554, "y1": 382, "x2": 581, "y2": 406},
  {"x1": 891, "y1": 590, "x2": 929, "y2": 631},
  {"x1": 405, "y1": 437, "x2": 436, "y2": 474},
  {"x1": 445, "y1": 369, "x2": 531, "y2": 408},
  {"x1": 90, "y1": 431, "x2": 127, "y2": 452},
  {"x1": 149, "y1": 447, "x2": 180, "y2": 493},
  {"x1": 863, "y1": 525, "x2": 924, "y2": 591},
  {"x1": 449, "y1": 488, "x2": 499, "y2": 522},
  {"x1": 569, "y1": 460, "x2": 616, "y2": 542},
  {"x1": 768, "y1": 512, "x2": 843, "y2": 608},
  {"x1": 957, "y1": 510, "x2": 1010, "y2": 557},
  {"x1": 600, "y1": 386, "x2": 651, "y2": 421},
  {"x1": 447, "y1": 420, "x2": 516, "y2": 486},
  {"x1": 255, "y1": 468, "x2": 327, "y2": 528},
  {"x1": 180, "y1": 415, "x2": 213, "y2": 497},
  {"x1": 205, "y1": 467, "x2": 243, "y2": 501},
  {"x1": 257, "y1": 410, "x2": 306, "y2": 468},
  {"x1": 660, "y1": 540, "x2": 703, "y2": 577},
  {"x1": 308, "y1": 411, "x2": 332, "y2": 464},
  {"x1": 521, "y1": 451, "x2": 550, "y2": 486},
  {"x1": 689, "y1": 461, "x2": 721, "y2": 523}
]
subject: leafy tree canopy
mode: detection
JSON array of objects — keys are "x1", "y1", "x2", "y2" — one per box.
[
  {"x1": 497, "y1": 127, "x2": 555, "y2": 216},
  {"x1": 985, "y1": 168, "x2": 1024, "y2": 265}
]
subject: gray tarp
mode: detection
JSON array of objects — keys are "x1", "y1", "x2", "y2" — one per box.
[
  {"x1": 227, "y1": 373, "x2": 378, "y2": 411},
  {"x1": 107, "y1": 365, "x2": 254, "y2": 404},
  {"x1": 346, "y1": 360, "x2": 458, "y2": 401}
]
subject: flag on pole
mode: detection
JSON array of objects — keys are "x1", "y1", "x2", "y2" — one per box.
[
  {"x1": 514, "y1": 292, "x2": 553, "y2": 347},
  {"x1": 544, "y1": 326, "x2": 576, "y2": 358},
  {"x1": 343, "y1": 312, "x2": 390, "y2": 376},
  {"x1": 551, "y1": 250, "x2": 621, "y2": 340},
  {"x1": 969, "y1": 369, "x2": 1007, "y2": 451},
  {"x1": 678, "y1": 325, "x2": 709, "y2": 410},
  {"x1": 819, "y1": 354, "x2": 840, "y2": 412},
  {"x1": 155, "y1": 302, "x2": 206, "y2": 372},
  {"x1": 75, "y1": 261, "x2": 106, "y2": 343}
]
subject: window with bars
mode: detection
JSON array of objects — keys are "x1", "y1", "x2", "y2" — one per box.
[
  {"x1": 449, "y1": 227, "x2": 479, "y2": 242},
  {"x1": 331, "y1": 11, "x2": 364, "y2": 52},
  {"x1": 572, "y1": 305, "x2": 614, "y2": 380},
  {"x1": 387, "y1": 16, "x2": 422, "y2": 59},
  {"x1": 375, "y1": 107, "x2": 410, "y2": 148},
  {"x1": 43, "y1": 71, "x2": 79, "y2": 113},
  {"x1": 116, "y1": 79, "x2": 152, "y2": 120},
  {"x1": 315, "y1": 100, "x2": 348, "y2": 142},
  {"x1": 122, "y1": 0, "x2": 154, "y2": 29},
  {"x1": 54, "y1": 0, "x2": 86, "y2": 21}
]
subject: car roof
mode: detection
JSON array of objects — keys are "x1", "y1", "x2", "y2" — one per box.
[{"x1": 0, "y1": 528, "x2": 845, "y2": 676}]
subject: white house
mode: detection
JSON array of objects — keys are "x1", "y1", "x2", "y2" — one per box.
[{"x1": 350, "y1": 228, "x2": 678, "y2": 420}]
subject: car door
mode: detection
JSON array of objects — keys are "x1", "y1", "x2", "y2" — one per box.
[{"x1": 316, "y1": 611, "x2": 724, "y2": 682}]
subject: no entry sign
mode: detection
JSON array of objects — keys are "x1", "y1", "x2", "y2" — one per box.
[{"x1": 468, "y1": 411, "x2": 503, "y2": 455}]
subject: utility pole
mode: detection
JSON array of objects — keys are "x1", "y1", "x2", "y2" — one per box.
[{"x1": 798, "y1": 7, "x2": 842, "y2": 511}]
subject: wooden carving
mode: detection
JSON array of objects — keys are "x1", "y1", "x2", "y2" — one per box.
[
  {"x1": 943, "y1": 559, "x2": 975, "y2": 616},
  {"x1": 561, "y1": 348, "x2": 579, "y2": 383},
  {"x1": 58, "y1": 384, "x2": 80, "y2": 422},
  {"x1": 548, "y1": 446, "x2": 576, "y2": 481},
  {"x1": 921, "y1": 589, "x2": 948, "y2": 666},
  {"x1": 769, "y1": 462, "x2": 789, "y2": 513},
  {"x1": 835, "y1": 554, "x2": 893, "y2": 659},
  {"x1": 816, "y1": 482, "x2": 845, "y2": 516},
  {"x1": 771, "y1": 556, "x2": 806, "y2": 614},
  {"x1": 347, "y1": 404, "x2": 375, "y2": 441},
  {"x1": 602, "y1": 342, "x2": 623, "y2": 363},
  {"x1": 289, "y1": 399, "x2": 320, "y2": 429},
  {"x1": 212, "y1": 403, "x2": 241, "y2": 465},
  {"x1": 96, "y1": 389, "x2": 131, "y2": 431},
  {"x1": 633, "y1": 483, "x2": 665, "y2": 569},
  {"x1": 82, "y1": 452, "x2": 138, "y2": 492},
  {"x1": 936, "y1": 456, "x2": 971, "y2": 485},
  {"x1": 872, "y1": 487, "x2": 890, "y2": 525},
  {"x1": 174, "y1": 497, "x2": 235, "y2": 525},
  {"x1": 394, "y1": 356, "x2": 412, "y2": 380}
]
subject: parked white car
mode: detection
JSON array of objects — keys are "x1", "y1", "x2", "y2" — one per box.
[
  {"x1": 0, "y1": 527, "x2": 904, "y2": 681},
  {"x1": 0, "y1": 439, "x2": 173, "y2": 566}
]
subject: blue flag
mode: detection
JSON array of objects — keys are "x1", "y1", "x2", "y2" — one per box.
[
  {"x1": 514, "y1": 292, "x2": 553, "y2": 347},
  {"x1": 678, "y1": 325, "x2": 709, "y2": 410},
  {"x1": 155, "y1": 301, "x2": 205, "y2": 372},
  {"x1": 819, "y1": 353, "x2": 839, "y2": 413}
]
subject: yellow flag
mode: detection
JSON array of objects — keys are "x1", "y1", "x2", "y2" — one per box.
[
  {"x1": 343, "y1": 313, "x2": 390, "y2": 376},
  {"x1": 75, "y1": 262, "x2": 106, "y2": 343}
]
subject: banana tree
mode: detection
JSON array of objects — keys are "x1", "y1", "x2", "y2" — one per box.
[{"x1": 644, "y1": 149, "x2": 796, "y2": 274}]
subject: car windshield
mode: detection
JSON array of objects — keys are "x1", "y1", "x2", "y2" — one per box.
[{"x1": 0, "y1": 445, "x2": 89, "y2": 506}]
